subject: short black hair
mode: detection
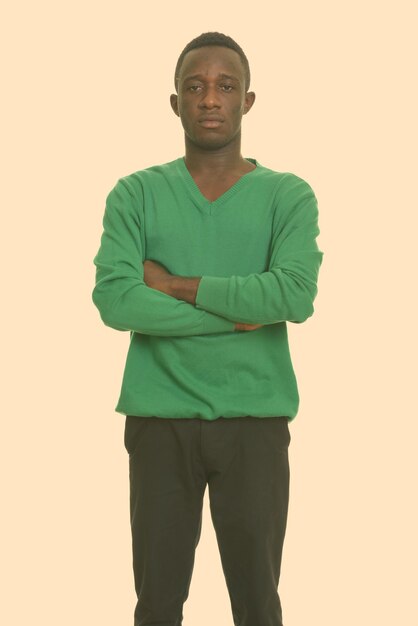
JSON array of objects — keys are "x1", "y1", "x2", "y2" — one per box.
[{"x1": 174, "y1": 32, "x2": 251, "y2": 92}]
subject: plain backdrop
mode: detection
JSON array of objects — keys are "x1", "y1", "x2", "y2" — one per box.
[{"x1": 1, "y1": 1, "x2": 417, "y2": 625}]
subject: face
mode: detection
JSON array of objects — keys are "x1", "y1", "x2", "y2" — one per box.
[{"x1": 170, "y1": 46, "x2": 255, "y2": 152}]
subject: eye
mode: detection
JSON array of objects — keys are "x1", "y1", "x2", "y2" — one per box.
[
  {"x1": 220, "y1": 84, "x2": 234, "y2": 92},
  {"x1": 188, "y1": 85, "x2": 202, "y2": 93}
]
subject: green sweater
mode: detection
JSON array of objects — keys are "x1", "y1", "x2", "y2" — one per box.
[{"x1": 92, "y1": 157, "x2": 324, "y2": 421}]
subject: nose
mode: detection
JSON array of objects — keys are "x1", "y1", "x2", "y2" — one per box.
[{"x1": 198, "y1": 85, "x2": 221, "y2": 109}]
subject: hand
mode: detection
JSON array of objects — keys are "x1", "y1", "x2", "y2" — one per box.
[
  {"x1": 234, "y1": 322, "x2": 264, "y2": 331},
  {"x1": 144, "y1": 260, "x2": 200, "y2": 303},
  {"x1": 143, "y1": 259, "x2": 174, "y2": 291}
]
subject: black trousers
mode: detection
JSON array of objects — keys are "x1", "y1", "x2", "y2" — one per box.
[{"x1": 124, "y1": 415, "x2": 291, "y2": 626}]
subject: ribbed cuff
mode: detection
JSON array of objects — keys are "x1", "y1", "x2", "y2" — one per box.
[{"x1": 195, "y1": 275, "x2": 226, "y2": 313}]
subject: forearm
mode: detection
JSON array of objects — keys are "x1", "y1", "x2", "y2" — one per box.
[
  {"x1": 144, "y1": 259, "x2": 262, "y2": 331},
  {"x1": 147, "y1": 255, "x2": 321, "y2": 326},
  {"x1": 165, "y1": 276, "x2": 201, "y2": 305},
  {"x1": 150, "y1": 272, "x2": 262, "y2": 332},
  {"x1": 148, "y1": 262, "x2": 317, "y2": 325},
  {"x1": 143, "y1": 259, "x2": 202, "y2": 305},
  {"x1": 193, "y1": 259, "x2": 322, "y2": 324},
  {"x1": 92, "y1": 277, "x2": 236, "y2": 337}
]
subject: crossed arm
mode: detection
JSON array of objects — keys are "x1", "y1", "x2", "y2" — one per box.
[
  {"x1": 92, "y1": 176, "x2": 323, "y2": 337},
  {"x1": 142, "y1": 260, "x2": 200, "y2": 305},
  {"x1": 92, "y1": 179, "x2": 265, "y2": 336},
  {"x1": 142, "y1": 261, "x2": 262, "y2": 331}
]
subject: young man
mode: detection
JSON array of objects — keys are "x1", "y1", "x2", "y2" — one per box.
[{"x1": 92, "y1": 32, "x2": 323, "y2": 626}]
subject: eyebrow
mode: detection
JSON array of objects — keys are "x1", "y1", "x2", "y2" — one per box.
[{"x1": 182, "y1": 73, "x2": 240, "y2": 82}]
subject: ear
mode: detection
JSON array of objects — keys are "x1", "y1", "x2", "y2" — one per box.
[
  {"x1": 243, "y1": 91, "x2": 256, "y2": 115},
  {"x1": 170, "y1": 94, "x2": 179, "y2": 117}
]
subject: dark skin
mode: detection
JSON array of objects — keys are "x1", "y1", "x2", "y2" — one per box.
[{"x1": 143, "y1": 46, "x2": 262, "y2": 332}]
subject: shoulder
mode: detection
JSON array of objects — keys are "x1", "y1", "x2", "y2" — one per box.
[
  {"x1": 109, "y1": 158, "x2": 181, "y2": 200},
  {"x1": 254, "y1": 163, "x2": 319, "y2": 227},
  {"x1": 107, "y1": 159, "x2": 179, "y2": 201},
  {"x1": 255, "y1": 161, "x2": 317, "y2": 199},
  {"x1": 104, "y1": 159, "x2": 184, "y2": 221}
]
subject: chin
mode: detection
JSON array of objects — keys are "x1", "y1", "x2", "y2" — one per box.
[
  {"x1": 199, "y1": 141, "x2": 231, "y2": 151},
  {"x1": 189, "y1": 134, "x2": 234, "y2": 151}
]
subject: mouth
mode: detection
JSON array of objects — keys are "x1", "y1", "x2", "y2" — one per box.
[{"x1": 198, "y1": 117, "x2": 224, "y2": 129}]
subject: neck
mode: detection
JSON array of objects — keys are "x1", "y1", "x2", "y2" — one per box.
[{"x1": 183, "y1": 134, "x2": 248, "y2": 175}]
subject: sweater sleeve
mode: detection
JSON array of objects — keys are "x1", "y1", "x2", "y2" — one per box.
[
  {"x1": 194, "y1": 175, "x2": 324, "y2": 324},
  {"x1": 92, "y1": 178, "x2": 236, "y2": 336}
]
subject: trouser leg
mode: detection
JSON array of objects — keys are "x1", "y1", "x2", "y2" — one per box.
[
  {"x1": 205, "y1": 416, "x2": 291, "y2": 626},
  {"x1": 124, "y1": 416, "x2": 206, "y2": 626}
]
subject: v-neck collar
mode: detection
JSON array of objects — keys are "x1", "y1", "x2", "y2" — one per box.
[{"x1": 175, "y1": 156, "x2": 262, "y2": 214}]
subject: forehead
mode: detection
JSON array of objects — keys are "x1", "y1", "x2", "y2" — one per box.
[{"x1": 179, "y1": 46, "x2": 245, "y2": 82}]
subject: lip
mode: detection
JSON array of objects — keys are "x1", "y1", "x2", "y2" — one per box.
[{"x1": 198, "y1": 116, "x2": 224, "y2": 129}]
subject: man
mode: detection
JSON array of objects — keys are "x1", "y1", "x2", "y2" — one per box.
[{"x1": 92, "y1": 31, "x2": 323, "y2": 626}]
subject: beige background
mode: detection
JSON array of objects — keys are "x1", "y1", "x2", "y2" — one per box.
[{"x1": 2, "y1": 1, "x2": 417, "y2": 624}]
